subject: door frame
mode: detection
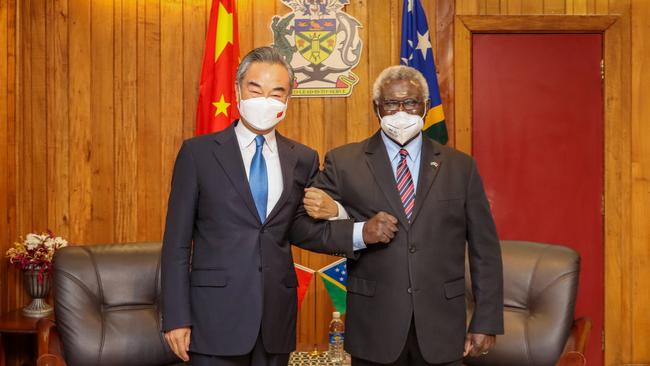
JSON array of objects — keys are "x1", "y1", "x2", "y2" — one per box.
[{"x1": 453, "y1": 15, "x2": 630, "y2": 366}]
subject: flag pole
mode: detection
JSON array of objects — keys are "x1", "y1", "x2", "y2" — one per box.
[{"x1": 310, "y1": 272, "x2": 321, "y2": 356}]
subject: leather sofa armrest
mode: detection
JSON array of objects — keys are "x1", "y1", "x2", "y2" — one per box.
[
  {"x1": 563, "y1": 317, "x2": 592, "y2": 354},
  {"x1": 556, "y1": 351, "x2": 586, "y2": 366},
  {"x1": 37, "y1": 318, "x2": 64, "y2": 365},
  {"x1": 37, "y1": 354, "x2": 66, "y2": 366},
  {"x1": 570, "y1": 317, "x2": 592, "y2": 354}
]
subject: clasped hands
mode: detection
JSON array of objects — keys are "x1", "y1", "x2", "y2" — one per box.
[{"x1": 303, "y1": 187, "x2": 398, "y2": 245}]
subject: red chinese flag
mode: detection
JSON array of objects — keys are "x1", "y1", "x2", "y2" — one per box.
[
  {"x1": 294, "y1": 263, "x2": 315, "y2": 311},
  {"x1": 196, "y1": 0, "x2": 240, "y2": 135}
]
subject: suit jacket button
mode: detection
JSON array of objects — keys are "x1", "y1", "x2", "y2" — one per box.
[
  {"x1": 409, "y1": 246, "x2": 416, "y2": 253},
  {"x1": 407, "y1": 287, "x2": 413, "y2": 294}
]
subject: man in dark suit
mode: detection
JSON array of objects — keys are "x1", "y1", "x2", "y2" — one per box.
[
  {"x1": 161, "y1": 46, "x2": 394, "y2": 366},
  {"x1": 301, "y1": 65, "x2": 504, "y2": 366}
]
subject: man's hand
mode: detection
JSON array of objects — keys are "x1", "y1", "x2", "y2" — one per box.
[
  {"x1": 303, "y1": 187, "x2": 339, "y2": 220},
  {"x1": 362, "y1": 212, "x2": 398, "y2": 244},
  {"x1": 464, "y1": 333, "x2": 496, "y2": 357},
  {"x1": 164, "y1": 327, "x2": 191, "y2": 362}
]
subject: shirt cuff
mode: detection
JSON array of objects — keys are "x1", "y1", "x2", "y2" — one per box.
[
  {"x1": 329, "y1": 201, "x2": 350, "y2": 221},
  {"x1": 352, "y1": 222, "x2": 367, "y2": 251}
]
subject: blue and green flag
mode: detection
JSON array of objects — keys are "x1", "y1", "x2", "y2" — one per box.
[
  {"x1": 318, "y1": 258, "x2": 347, "y2": 314},
  {"x1": 400, "y1": 0, "x2": 448, "y2": 144}
]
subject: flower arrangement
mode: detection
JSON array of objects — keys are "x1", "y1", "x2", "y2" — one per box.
[{"x1": 5, "y1": 231, "x2": 68, "y2": 282}]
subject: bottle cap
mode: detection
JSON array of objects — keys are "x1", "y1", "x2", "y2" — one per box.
[{"x1": 333, "y1": 311, "x2": 341, "y2": 318}]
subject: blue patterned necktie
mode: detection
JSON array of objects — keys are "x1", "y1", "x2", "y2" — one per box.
[
  {"x1": 396, "y1": 149, "x2": 415, "y2": 222},
  {"x1": 250, "y1": 135, "x2": 268, "y2": 222}
]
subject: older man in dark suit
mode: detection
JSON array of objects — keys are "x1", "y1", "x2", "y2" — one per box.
[{"x1": 300, "y1": 65, "x2": 504, "y2": 366}]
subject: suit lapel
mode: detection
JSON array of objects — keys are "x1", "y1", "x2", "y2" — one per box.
[
  {"x1": 212, "y1": 125, "x2": 261, "y2": 224},
  {"x1": 364, "y1": 132, "x2": 410, "y2": 229},
  {"x1": 265, "y1": 132, "x2": 297, "y2": 224},
  {"x1": 410, "y1": 137, "x2": 443, "y2": 224}
]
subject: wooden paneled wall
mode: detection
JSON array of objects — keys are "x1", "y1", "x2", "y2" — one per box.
[
  {"x1": 456, "y1": 0, "x2": 612, "y2": 14},
  {"x1": 629, "y1": 0, "x2": 650, "y2": 365},
  {"x1": 0, "y1": 0, "x2": 649, "y2": 364},
  {"x1": 1, "y1": 0, "x2": 17, "y2": 315}
]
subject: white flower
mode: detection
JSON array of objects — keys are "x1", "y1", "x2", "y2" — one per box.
[
  {"x1": 25, "y1": 234, "x2": 43, "y2": 250},
  {"x1": 25, "y1": 233, "x2": 41, "y2": 244},
  {"x1": 53, "y1": 237, "x2": 68, "y2": 248}
]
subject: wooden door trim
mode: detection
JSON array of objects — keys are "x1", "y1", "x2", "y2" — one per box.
[
  {"x1": 457, "y1": 15, "x2": 617, "y2": 33},
  {"x1": 454, "y1": 15, "x2": 631, "y2": 366}
]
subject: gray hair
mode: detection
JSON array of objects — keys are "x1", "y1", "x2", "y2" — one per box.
[
  {"x1": 372, "y1": 65, "x2": 429, "y2": 102},
  {"x1": 236, "y1": 46, "x2": 295, "y2": 92}
]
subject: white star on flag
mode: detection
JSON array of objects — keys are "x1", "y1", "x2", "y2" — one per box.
[
  {"x1": 401, "y1": 40, "x2": 415, "y2": 65},
  {"x1": 416, "y1": 30, "x2": 432, "y2": 61}
]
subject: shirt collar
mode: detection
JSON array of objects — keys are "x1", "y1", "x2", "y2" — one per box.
[
  {"x1": 234, "y1": 120, "x2": 277, "y2": 153},
  {"x1": 380, "y1": 130, "x2": 422, "y2": 163}
]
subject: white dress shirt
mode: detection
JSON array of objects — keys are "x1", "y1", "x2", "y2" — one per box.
[{"x1": 235, "y1": 122, "x2": 283, "y2": 218}]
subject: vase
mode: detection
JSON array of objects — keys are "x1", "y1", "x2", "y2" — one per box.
[{"x1": 22, "y1": 266, "x2": 53, "y2": 317}]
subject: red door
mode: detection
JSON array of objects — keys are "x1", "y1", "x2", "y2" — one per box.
[{"x1": 472, "y1": 34, "x2": 603, "y2": 365}]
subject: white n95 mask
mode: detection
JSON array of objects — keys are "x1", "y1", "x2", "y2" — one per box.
[
  {"x1": 379, "y1": 111, "x2": 424, "y2": 146},
  {"x1": 239, "y1": 97, "x2": 288, "y2": 131}
]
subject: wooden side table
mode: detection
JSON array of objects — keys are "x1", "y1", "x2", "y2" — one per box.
[{"x1": 0, "y1": 309, "x2": 54, "y2": 366}]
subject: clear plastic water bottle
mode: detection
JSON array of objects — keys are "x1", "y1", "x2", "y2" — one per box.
[{"x1": 328, "y1": 311, "x2": 345, "y2": 363}]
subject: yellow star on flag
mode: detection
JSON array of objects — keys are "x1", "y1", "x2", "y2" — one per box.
[
  {"x1": 215, "y1": 2, "x2": 233, "y2": 61},
  {"x1": 212, "y1": 95, "x2": 230, "y2": 117}
]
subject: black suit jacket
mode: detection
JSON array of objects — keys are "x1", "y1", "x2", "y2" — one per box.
[
  {"x1": 296, "y1": 132, "x2": 504, "y2": 364},
  {"x1": 161, "y1": 124, "x2": 354, "y2": 356}
]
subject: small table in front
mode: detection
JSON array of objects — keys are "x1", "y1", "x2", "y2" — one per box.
[{"x1": 0, "y1": 309, "x2": 54, "y2": 366}]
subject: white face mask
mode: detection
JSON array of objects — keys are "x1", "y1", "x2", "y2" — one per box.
[
  {"x1": 378, "y1": 110, "x2": 424, "y2": 146},
  {"x1": 238, "y1": 96, "x2": 288, "y2": 131}
]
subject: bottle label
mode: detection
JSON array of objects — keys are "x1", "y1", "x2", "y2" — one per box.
[{"x1": 329, "y1": 331, "x2": 344, "y2": 344}]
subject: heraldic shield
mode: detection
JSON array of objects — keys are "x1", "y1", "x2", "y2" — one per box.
[
  {"x1": 294, "y1": 18, "x2": 337, "y2": 65},
  {"x1": 271, "y1": 0, "x2": 363, "y2": 97}
]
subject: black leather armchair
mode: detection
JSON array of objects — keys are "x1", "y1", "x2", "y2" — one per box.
[
  {"x1": 464, "y1": 240, "x2": 592, "y2": 366},
  {"x1": 36, "y1": 242, "x2": 183, "y2": 366}
]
